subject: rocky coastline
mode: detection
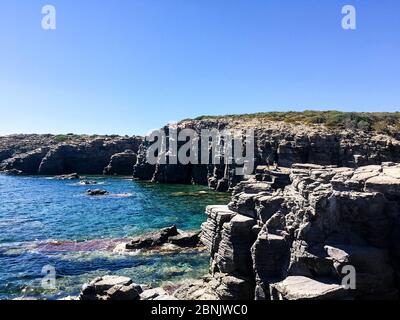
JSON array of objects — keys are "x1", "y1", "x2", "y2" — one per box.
[
  {"x1": 132, "y1": 118, "x2": 400, "y2": 192},
  {"x1": 0, "y1": 134, "x2": 142, "y2": 176},
  {"x1": 3, "y1": 114, "x2": 400, "y2": 300},
  {"x1": 75, "y1": 162, "x2": 400, "y2": 300}
]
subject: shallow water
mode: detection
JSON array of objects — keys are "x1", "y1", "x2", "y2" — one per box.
[{"x1": 0, "y1": 175, "x2": 230, "y2": 299}]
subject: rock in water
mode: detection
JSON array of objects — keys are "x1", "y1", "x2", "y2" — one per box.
[
  {"x1": 53, "y1": 173, "x2": 80, "y2": 180},
  {"x1": 126, "y1": 225, "x2": 179, "y2": 250},
  {"x1": 79, "y1": 180, "x2": 98, "y2": 185},
  {"x1": 86, "y1": 189, "x2": 109, "y2": 196},
  {"x1": 168, "y1": 231, "x2": 201, "y2": 247}
]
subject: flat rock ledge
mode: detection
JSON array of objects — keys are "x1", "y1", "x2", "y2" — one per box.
[{"x1": 270, "y1": 276, "x2": 348, "y2": 300}]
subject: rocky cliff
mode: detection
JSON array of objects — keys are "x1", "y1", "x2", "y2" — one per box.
[
  {"x1": 0, "y1": 134, "x2": 142, "y2": 175},
  {"x1": 133, "y1": 116, "x2": 400, "y2": 191},
  {"x1": 175, "y1": 163, "x2": 400, "y2": 300}
]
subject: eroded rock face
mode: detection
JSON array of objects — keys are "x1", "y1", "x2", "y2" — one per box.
[
  {"x1": 132, "y1": 119, "x2": 400, "y2": 191},
  {"x1": 0, "y1": 148, "x2": 49, "y2": 174},
  {"x1": 38, "y1": 138, "x2": 142, "y2": 175},
  {"x1": 0, "y1": 135, "x2": 142, "y2": 175},
  {"x1": 103, "y1": 150, "x2": 137, "y2": 175},
  {"x1": 200, "y1": 163, "x2": 400, "y2": 300}
]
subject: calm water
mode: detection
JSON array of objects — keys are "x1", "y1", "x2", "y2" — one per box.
[{"x1": 0, "y1": 175, "x2": 230, "y2": 300}]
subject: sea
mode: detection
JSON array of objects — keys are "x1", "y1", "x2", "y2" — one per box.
[{"x1": 0, "y1": 175, "x2": 230, "y2": 299}]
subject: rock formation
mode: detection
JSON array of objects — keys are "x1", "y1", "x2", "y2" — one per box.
[
  {"x1": 103, "y1": 150, "x2": 138, "y2": 175},
  {"x1": 86, "y1": 189, "x2": 110, "y2": 196},
  {"x1": 0, "y1": 134, "x2": 142, "y2": 175},
  {"x1": 178, "y1": 163, "x2": 400, "y2": 300},
  {"x1": 124, "y1": 225, "x2": 201, "y2": 250},
  {"x1": 79, "y1": 275, "x2": 176, "y2": 300},
  {"x1": 132, "y1": 118, "x2": 400, "y2": 191},
  {"x1": 79, "y1": 276, "x2": 142, "y2": 301}
]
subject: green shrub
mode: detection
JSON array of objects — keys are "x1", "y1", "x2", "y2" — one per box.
[{"x1": 54, "y1": 134, "x2": 70, "y2": 143}]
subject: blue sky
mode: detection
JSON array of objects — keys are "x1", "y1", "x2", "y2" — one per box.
[{"x1": 1, "y1": 0, "x2": 399, "y2": 135}]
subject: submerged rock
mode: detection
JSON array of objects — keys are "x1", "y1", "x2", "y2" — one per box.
[
  {"x1": 79, "y1": 180, "x2": 98, "y2": 185},
  {"x1": 86, "y1": 189, "x2": 109, "y2": 196}
]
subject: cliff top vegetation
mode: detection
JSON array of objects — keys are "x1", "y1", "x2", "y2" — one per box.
[{"x1": 189, "y1": 111, "x2": 400, "y2": 132}]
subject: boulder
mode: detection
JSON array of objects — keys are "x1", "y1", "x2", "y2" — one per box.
[
  {"x1": 168, "y1": 231, "x2": 201, "y2": 247},
  {"x1": 86, "y1": 189, "x2": 109, "y2": 196},
  {"x1": 126, "y1": 225, "x2": 178, "y2": 250},
  {"x1": 270, "y1": 276, "x2": 348, "y2": 300},
  {"x1": 79, "y1": 276, "x2": 140, "y2": 301}
]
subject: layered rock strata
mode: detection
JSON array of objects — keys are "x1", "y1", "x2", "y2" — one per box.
[
  {"x1": 191, "y1": 163, "x2": 400, "y2": 300},
  {"x1": 132, "y1": 119, "x2": 400, "y2": 191}
]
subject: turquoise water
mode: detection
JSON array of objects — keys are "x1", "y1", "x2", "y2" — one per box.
[{"x1": 0, "y1": 175, "x2": 230, "y2": 300}]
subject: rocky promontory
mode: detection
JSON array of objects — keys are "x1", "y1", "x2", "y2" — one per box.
[
  {"x1": 175, "y1": 162, "x2": 400, "y2": 300},
  {"x1": 0, "y1": 134, "x2": 142, "y2": 175}
]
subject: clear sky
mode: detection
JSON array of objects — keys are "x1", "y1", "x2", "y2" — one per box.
[{"x1": 1, "y1": 0, "x2": 399, "y2": 135}]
